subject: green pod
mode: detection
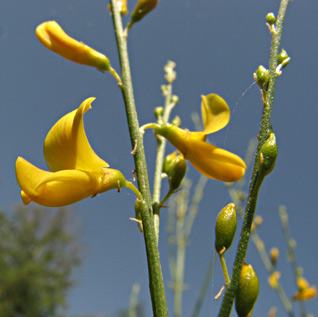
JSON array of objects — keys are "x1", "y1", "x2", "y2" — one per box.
[
  {"x1": 215, "y1": 203, "x2": 237, "y2": 253},
  {"x1": 253, "y1": 65, "x2": 269, "y2": 88},
  {"x1": 259, "y1": 132, "x2": 278, "y2": 175},
  {"x1": 235, "y1": 263, "x2": 259, "y2": 317}
]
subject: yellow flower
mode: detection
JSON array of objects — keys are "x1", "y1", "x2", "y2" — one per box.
[
  {"x1": 16, "y1": 98, "x2": 127, "y2": 207},
  {"x1": 36, "y1": 21, "x2": 111, "y2": 72},
  {"x1": 293, "y1": 277, "x2": 317, "y2": 301},
  {"x1": 155, "y1": 94, "x2": 246, "y2": 182}
]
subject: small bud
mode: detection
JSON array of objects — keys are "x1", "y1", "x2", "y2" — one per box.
[
  {"x1": 163, "y1": 152, "x2": 187, "y2": 190},
  {"x1": 171, "y1": 115, "x2": 181, "y2": 127},
  {"x1": 171, "y1": 95, "x2": 179, "y2": 106},
  {"x1": 154, "y1": 107, "x2": 164, "y2": 119},
  {"x1": 108, "y1": 0, "x2": 128, "y2": 15},
  {"x1": 36, "y1": 21, "x2": 111, "y2": 72},
  {"x1": 268, "y1": 271, "x2": 281, "y2": 289},
  {"x1": 215, "y1": 203, "x2": 237, "y2": 254},
  {"x1": 127, "y1": 0, "x2": 159, "y2": 30},
  {"x1": 235, "y1": 263, "x2": 259, "y2": 317},
  {"x1": 270, "y1": 247, "x2": 279, "y2": 266},
  {"x1": 266, "y1": 12, "x2": 276, "y2": 25},
  {"x1": 259, "y1": 132, "x2": 278, "y2": 175},
  {"x1": 253, "y1": 65, "x2": 269, "y2": 88},
  {"x1": 277, "y1": 49, "x2": 291, "y2": 68},
  {"x1": 254, "y1": 215, "x2": 263, "y2": 227}
]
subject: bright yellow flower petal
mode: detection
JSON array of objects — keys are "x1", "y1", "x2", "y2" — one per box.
[
  {"x1": 43, "y1": 98, "x2": 109, "y2": 173},
  {"x1": 201, "y1": 94, "x2": 230, "y2": 135},
  {"x1": 156, "y1": 123, "x2": 246, "y2": 182},
  {"x1": 185, "y1": 139, "x2": 246, "y2": 182},
  {"x1": 293, "y1": 286, "x2": 317, "y2": 301},
  {"x1": 36, "y1": 21, "x2": 111, "y2": 72},
  {"x1": 16, "y1": 157, "x2": 126, "y2": 207}
]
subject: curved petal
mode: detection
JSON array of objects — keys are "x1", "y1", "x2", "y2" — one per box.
[
  {"x1": 15, "y1": 157, "x2": 126, "y2": 207},
  {"x1": 36, "y1": 21, "x2": 110, "y2": 72},
  {"x1": 185, "y1": 139, "x2": 246, "y2": 182},
  {"x1": 43, "y1": 98, "x2": 109, "y2": 173},
  {"x1": 201, "y1": 94, "x2": 230, "y2": 135}
]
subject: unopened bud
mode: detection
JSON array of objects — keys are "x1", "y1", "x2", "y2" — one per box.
[
  {"x1": 154, "y1": 107, "x2": 164, "y2": 119},
  {"x1": 215, "y1": 203, "x2": 237, "y2": 254},
  {"x1": 127, "y1": 0, "x2": 159, "y2": 30},
  {"x1": 36, "y1": 21, "x2": 111, "y2": 72},
  {"x1": 270, "y1": 247, "x2": 279, "y2": 266},
  {"x1": 236, "y1": 263, "x2": 259, "y2": 317},
  {"x1": 266, "y1": 12, "x2": 276, "y2": 25},
  {"x1": 259, "y1": 132, "x2": 278, "y2": 175},
  {"x1": 171, "y1": 115, "x2": 181, "y2": 127},
  {"x1": 163, "y1": 152, "x2": 187, "y2": 190},
  {"x1": 277, "y1": 49, "x2": 290, "y2": 68},
  {"x1": 253, "y1": 65, "x2": 269, "y2": 88}
]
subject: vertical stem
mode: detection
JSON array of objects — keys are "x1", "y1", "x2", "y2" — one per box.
[
  {"x1": 218, "y1": 0, "x2": 291, "y2": 315},
  {"x1": 109, "y1": 1, "x2": 168, "y2": 315}
]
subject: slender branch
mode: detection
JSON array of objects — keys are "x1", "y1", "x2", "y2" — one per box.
[
  {"x1": 218, "y1": 1, "x2": 291, "y2": 314},
  {"x1": 109, "y1": 1, "x2": 168, "y2": 315}
]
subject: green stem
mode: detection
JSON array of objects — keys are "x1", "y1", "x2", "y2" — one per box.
[
  {"x1": 109, "y1": 1, "x2": 168, "y2": 315},
  {"x1": 152, "y1": 75, "x2": 176, "y2": 242},
  {"x1": 251, "y1": 230, "x2": 295, "y2": 316},
  {"x1": 218, "y1": 1, "x2": 290, "y2": 315},
  {"x1": 219, "y1": 253, "x2": 230, "y2": 286},
  {"x1": 279, "y1": 206, "x2": 306, "y2": 316}
]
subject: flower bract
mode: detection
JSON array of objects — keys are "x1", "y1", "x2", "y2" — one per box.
[
  {"x1": 16, "y1": 98, "x2": 126, "y2": 207},
  {"x1": 36, "y1": 21, "x2": 111, "y2": 72},
  {"x1": 155, "y1": 94, "x2": 246, "y2": 182}
]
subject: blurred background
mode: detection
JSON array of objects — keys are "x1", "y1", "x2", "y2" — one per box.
[{"x1": 0, "y1": 0, "x2": 317, "y2": 316}]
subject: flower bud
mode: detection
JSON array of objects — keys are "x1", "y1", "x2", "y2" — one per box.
[
  {"x1": 235, "y1": 263, "x2": 259, "y2": 317},
  {"x1": 253, "y1": 65, "x2": 269, "y2": 88},
  {"x1": 259, "y1": 132, "x2": 278, "y2": 175},
  {"x1": 270, "y1": 247, "x2": 279, "y2": 266},
  {"x1": 171, "y1": 115, "x2": 181, "y2": 127},
  {"x1": 215, "y1": 203, "x2": 237, "y2": 254},
  {"x1": 154, "y1": 107, "x2": 164, "y2": 120},
  {"x1": 36, "y1": 21, "x2": 111, "y2": 72},
  {"x1": 163, "y1": 152, "x2": 187, "y2": 190},
  {"x1": 266, "y1": 12, "x2": 276, "y2": 25},
  {"x1": 277, "y1": 49, "x2": 290, "y2": 68},
  {"x1": 108, "y1": 0, "x2": 128, "y2": 15},
  {"x1": 127, "y1": 0, "x2": 159, "y2": 30}
]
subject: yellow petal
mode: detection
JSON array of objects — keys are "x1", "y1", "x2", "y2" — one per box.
[
  {"x1": 16, "y1": 157, "x2": 126, "y2": 207},
  {"x1": 36, "y1": 21, "x2": 110, "y2": 72},
  {"x1": 201, "y1": 94, "x2": 230, "y2": 135},
  {"x1": 293, "y1": 286, "x2": 317, "y2": 301},
  {"x1": 185, "y1": 138, "x2": 246, "y2": 182},
  {"x1": 43, "y1": 98, "x2": 109, "y2": 173}
]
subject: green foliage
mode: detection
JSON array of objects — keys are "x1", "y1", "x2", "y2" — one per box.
[{"x1": 0, "y1": 206, "x2": 81, "y2": 317}]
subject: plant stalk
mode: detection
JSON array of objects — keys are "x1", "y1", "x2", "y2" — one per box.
[
  {"x1": 109, "y1": 1, "x2": 168, "y2": 315},
  {"x1": 218, "y1": 0, "x2": 291, "y2": 314}
]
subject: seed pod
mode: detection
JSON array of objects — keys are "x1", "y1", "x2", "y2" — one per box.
[
  {"x1": 235, "y1": 263, "x2": 260, "y2": 317},
  {"x1": 215, "y1": 203, "x2": 237, "y2": 253},
  {"x1": 259, "y1": 132, "x2": 278, "y2": 176}
]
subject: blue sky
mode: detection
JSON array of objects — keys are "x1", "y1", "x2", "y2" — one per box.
[{"x1": 1, "y1": 0, "x2": 318, "y2": 316}]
